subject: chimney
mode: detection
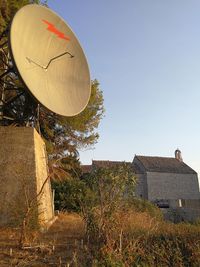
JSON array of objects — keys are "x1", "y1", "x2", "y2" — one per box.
[{"x1": 175, "y1": 148, "x2": 183, "y2": 162}]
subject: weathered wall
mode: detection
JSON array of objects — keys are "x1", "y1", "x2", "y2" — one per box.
[
  {"x1": 133, "y1": 157, "x2": 148, "y2": 199},
  {"x1": 147, "y1": 172, "x2": 200, "y2": 201},
  {"x1": 135, "y1": 174, "x2": 148, "y2": 199},
  {"x1": 0, "y1": 127, "x2": 54, "y2": 227},
  {"x1": 162, "y1": 207, "x2": 200, "y2": 222},
  {"x1": 33, "y1": 129, "x2": 54, "y2": 225}
]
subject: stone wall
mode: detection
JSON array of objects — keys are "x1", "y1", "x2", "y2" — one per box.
[
  {"x1": 146, "y1": 172, "x2": 200, "y2": 201},
  {"x1": 135, "y1": 173, "x2": 148, "y2": 199},
  {"x1": 33, "y1": 129, "x2": 54, "y2": 225},
  {"x1": 0, "y1": 126, "x2": 54, "y2": 227},
  {"x1": 162, "y1": 207, "x2": 200, "y2": 222}
]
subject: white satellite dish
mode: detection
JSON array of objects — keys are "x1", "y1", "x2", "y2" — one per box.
[{"x1": 9, "y1": 4, "x2": 91, "y2": 117}]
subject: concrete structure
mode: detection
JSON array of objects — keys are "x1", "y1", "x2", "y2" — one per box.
[
  {"x1": 0, "y1": 127, "x2": 54, "y2": 228},
  {"x1": 82, "y1": 150, "x2": 200, "y2": 222}
]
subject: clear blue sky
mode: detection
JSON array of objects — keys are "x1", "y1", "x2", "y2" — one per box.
[{"x1": 48, "y1": 0, "x2": 200, "y2": 173}]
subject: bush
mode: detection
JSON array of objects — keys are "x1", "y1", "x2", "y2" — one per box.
[
  {"x1": 128, "y1": 198, "x2": 163, "y2": 220},
  {"x1": 52, "y1": 179, "x2": 85, "y2": 212},
  {"x1": 52, "y1": 164, "x2": 200, "y2": 266}
]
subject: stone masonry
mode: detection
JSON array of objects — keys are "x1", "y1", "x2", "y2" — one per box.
[
  {"x1": 0, "y1": 127, "x2": 54, "y2": 227},
  {"x1": 146, "y1": 172, "x2": 200, "y2": 201}
]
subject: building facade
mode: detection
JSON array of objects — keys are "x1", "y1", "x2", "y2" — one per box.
[
  {"x1": 133, "y1": 152, "x2": 200, "y2": 202},
  {"x1": 82, "y1": 150, "x2": 200, "y2": 221}
]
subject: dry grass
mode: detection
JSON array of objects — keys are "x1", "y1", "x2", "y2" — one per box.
[
  {"x1": 0, "y1": 212, "x2": 86, "y2": 267},
  {"x1": 1, "y1": 210, "x2": 200, "y2": 266},
  {"x1": 94, "y1": 210, "x2": 200, "y2": 266},
  {"x1": 121, "y1": 210, "x2": 160, "y2": 232},
  {"x1": 114, "y1": 209, "x2": 200, "y2": 236}
]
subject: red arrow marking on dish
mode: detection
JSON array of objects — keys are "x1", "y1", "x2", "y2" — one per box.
[{"x1": 42, "y1": 19, "x2": 70, "y2": 41}]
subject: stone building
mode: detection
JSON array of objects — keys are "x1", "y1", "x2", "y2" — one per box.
[
  {"x1": 82, "y1": 150, "x2": 200, "y2": 221},
  {"x1": 133, "y1": 150, "x2": 200, "y2": 202}
]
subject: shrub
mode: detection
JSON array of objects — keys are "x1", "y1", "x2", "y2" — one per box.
[{"x1": 128, "y1": 198, "x2": 163, "y2": 220}]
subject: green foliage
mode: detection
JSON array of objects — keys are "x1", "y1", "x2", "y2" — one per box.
[
  {"x1": 0, "y1": 1, "x2": 105, "y2": 159},
  {"x1": 0, "y1": 0, "x2": 45, "y2": 33},
  {"x1": 40, "y1": 79, "x2": 105, "y2": 157},
  {"x1": 0, "y1": 0, "x2": 48, "y2": 123},
  {"x1": 128, "y1": 198, "x2": 163, "y2": 220},
  {"x1": 52, "y1": 155, "x2": 98, "y2": 212},
  {"x1": 75, "y1": 165, "x2": 199, "y2": 266},
  {"x1": 78, "y1": 163, "x2": 137, "y2": 256},
  {"x1": 52, "y1": 177, "x2": 97, "y2": 212},
  {"x1": 52, "y1": 162, "x2": 136, "y2": 215},
  {"x1": 53, "y1": 179, "x2": 85, "y2": 212},
  {"x1": 52, "y1": 155, "x2": 82, "y2": 211}
]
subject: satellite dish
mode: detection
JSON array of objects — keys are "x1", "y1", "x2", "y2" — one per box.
[{"x1": 9, "y1": 4, "x2": 91, "y2": 117}]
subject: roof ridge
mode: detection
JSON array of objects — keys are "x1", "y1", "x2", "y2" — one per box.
[
  {"x1": 136, "y1": 155, "x2": 175, "y2": 159},
  {"x1": 92, "y1": 159, "x2": 130, "y2": 163},
  {"x1": 135, "y1": 155, "x2": 196, "y2": 174}
]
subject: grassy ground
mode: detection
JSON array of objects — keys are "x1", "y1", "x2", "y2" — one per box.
[
  {"x1": 0, "y1": 213, "x2": 86, "y2": 267},
  {"x1": 90, "y1": 209, "x2": 200, "y2": 266},
  {"x1": 1, "y1": 211, "x2": 200, "y2": 266}
]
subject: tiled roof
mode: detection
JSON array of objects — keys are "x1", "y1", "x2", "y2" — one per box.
[
  {"x1": 92, "y1": 160, "x2": 131, "y2": 168},
  {"x1": 81, "y1": 165, "x2": 92, "y2": 174},
  {"x1": 81, "y1": 160, "x2": 135, "y2": 173},
  {"x1": 135, "y1": 156, "x2": 197, "y2": 174}
]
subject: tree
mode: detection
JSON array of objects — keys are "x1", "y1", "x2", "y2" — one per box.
[
  {"x1": 0, "y1": 1, "x2": 105, "y2": 158},
  {"x1": 52, "y1": 162, "x2": 136, "y2": 222},
  {"x1": 0, "y1": 0, "x2": 48, "y2": 124},
  {"x1": 0, "y1": 1, "x2": 47, "y2": 35},
  {"x1": 40, "y1": 79, "x2": 104, "y2": 157},
  {"x1": 76, "y1": 163, "x2": 137, "y2": 257}
]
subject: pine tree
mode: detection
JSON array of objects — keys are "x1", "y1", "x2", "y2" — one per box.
[{"x1": 0, "y1": 1, "x2": 105, "y2": 157}]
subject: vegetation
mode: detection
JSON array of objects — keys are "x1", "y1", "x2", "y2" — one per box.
[
  {"x1": 1, "y1": 210, "x2": 200, "y2": 266},
  {"x1": 0, "y1": 1, "x2": 105, "y2": 159},
  {"x1": 51, "y1": 164, "x2": 200, "y2": 266},
  {"x1": 87, "y1": 210, "x2": 200, "y2": 267},
  {"x1": 41, "y1": 79, "x2": 104, "y2": 157},
  {"x1": 52, "y1": 155, "x2": 85, "y2": 212},
  {"x1": 1, "y1": 2, "x2": 200, "y2": 267},
  {"x1": 52, "y1": 162, "x2": 136, "y2": 212},
  {"x1": 0, "y1": 0, "x2": 45, "y2": 33}
]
